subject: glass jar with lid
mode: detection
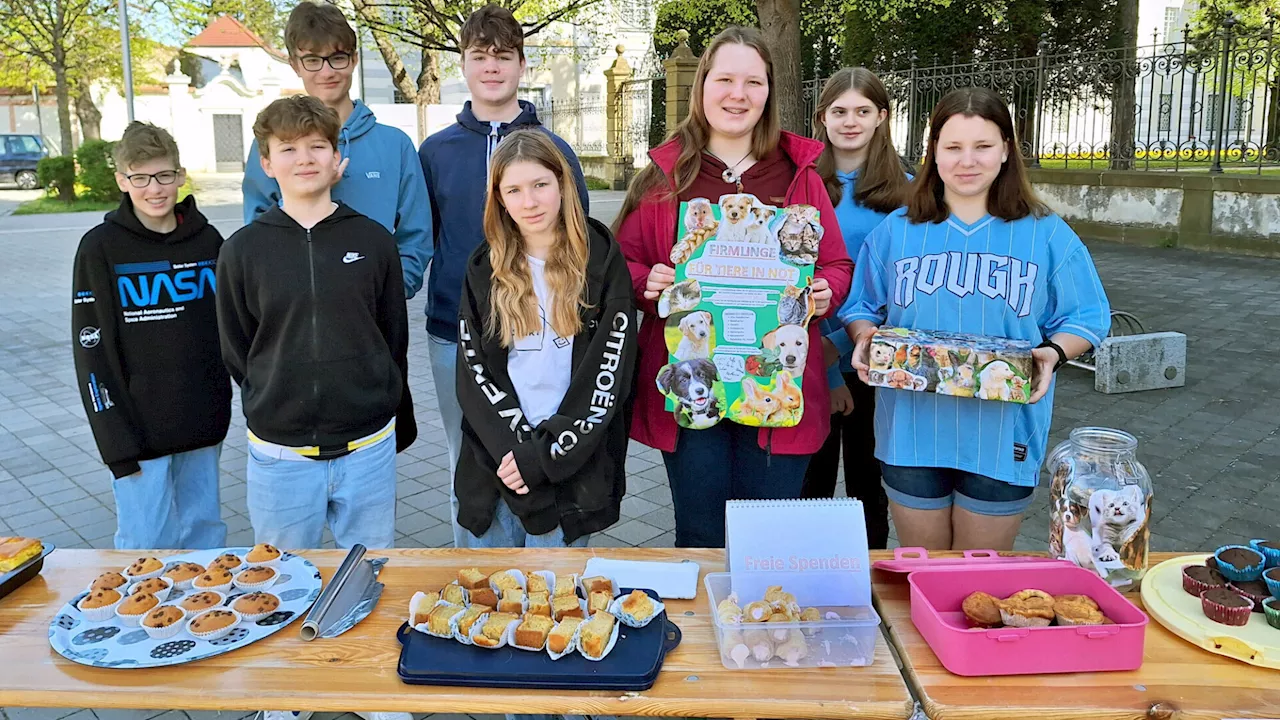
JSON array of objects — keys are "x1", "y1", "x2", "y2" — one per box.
[{"x1": 1047, "y1": 426, "x2": 1152, "y2": 591}]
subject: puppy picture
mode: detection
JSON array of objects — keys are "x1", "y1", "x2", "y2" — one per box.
[
  {"x1": 976, "y1": 359, "x2": 1017, "y2": 401},
  {"x1": 657, "y1": 278, "x2": 703, "y2": 318},
  {"x1": 763, "y1": 324, "x2": 809, "y2": 375},
  {"x1": 717, "y1": 193, "x2": 756, "y2": 243},
  {"x1": 656, "y1": 358, "x2": 723, "y2": 429},
  {"x1": 672, "y1": 310, "x2": 714, "y2": 361},
  {"x1": 743, "y1": 205, "x2": 776, "y2": 244}
]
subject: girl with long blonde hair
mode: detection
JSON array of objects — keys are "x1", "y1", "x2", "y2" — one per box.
[{"x1": 454, "y1": 129, "x2": 637, "y2": 547}]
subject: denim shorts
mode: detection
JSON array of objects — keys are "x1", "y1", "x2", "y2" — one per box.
[{"x1": 880, "y1": 463, "x2": 1035, "y2": 517}]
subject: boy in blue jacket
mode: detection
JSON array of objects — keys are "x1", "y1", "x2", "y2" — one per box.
[
  {"x1": 418, "y1": 4, "x2": 588, "y2": 548},
  {"x1": 242, "y1": 0, "x2": 431, "y2": 299}
]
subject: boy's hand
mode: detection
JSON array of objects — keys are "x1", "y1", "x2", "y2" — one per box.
[
  {"x1": 498, "y1": 451, "x2": 528, "y2": 494},
  {"x1": 331, "y1": 157, "x2": 350, "y2": 188}
]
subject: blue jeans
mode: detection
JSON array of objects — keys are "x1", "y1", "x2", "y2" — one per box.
[
  {"x1": 111, "y1": 444, "x2": 227, "y2": 550},
  {"x1": 662, "y1": 422, "x2": 811, "y2": 548},
  {"x1": 880, "y1": 463, "x2": 1036, "y2": 517},
  {"x1": 464, "y1": 497, "x2": 590, "y2": 548},
  {"x1": 245, "y1": 432, "x2": 397, "y2": 549},
  {"x1": 426, "y1": 332, "x2": 467, "y2": 548}
]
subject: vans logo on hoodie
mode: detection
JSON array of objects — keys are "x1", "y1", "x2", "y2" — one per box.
[
  {"x1": 365, "y1": 171, "x2": 381, "y2": 179},
  {"x1": 342, "y1": 252, "x2": 366, "y2": 264}
]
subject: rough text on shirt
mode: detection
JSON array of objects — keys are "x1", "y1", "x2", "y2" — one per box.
[{"x1": 893, "y1": 252, "x2": 1040, "y2": 318}]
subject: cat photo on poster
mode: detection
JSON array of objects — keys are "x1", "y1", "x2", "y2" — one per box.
[{"x1": 656, "y1": 193, "x2": 819, "y2": 430}]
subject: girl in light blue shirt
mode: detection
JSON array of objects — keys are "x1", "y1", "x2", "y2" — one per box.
[
  {"x1": 802, "y1": 68, "x2": 911, "y2": 551},
  {"x1": 839, "y1": 87, "x2": 1111, "y2": 551}
]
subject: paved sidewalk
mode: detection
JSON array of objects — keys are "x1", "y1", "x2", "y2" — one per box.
[{"x1": 2, "y1": 190, "x2": 1280, "y2": 720}]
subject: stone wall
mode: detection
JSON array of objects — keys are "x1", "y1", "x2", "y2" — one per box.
[{"x1": 1029, "y1": 169, "x2": 1280, "y2": 257}]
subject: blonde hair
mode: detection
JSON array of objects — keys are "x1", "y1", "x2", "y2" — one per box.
[
  {"x1": 612, "y1": 26, "x2": 781, "y2": 232},
  {"x1": 114, "y1": 122, "x2": 180, "y2": 171},
  {"x1": 483, "y1": 129, "x2": 590, "y2": 347}
]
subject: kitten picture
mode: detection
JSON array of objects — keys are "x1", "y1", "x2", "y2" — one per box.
[
  {"x1": 1089, "y1": 485, "x2": 1145, "y2": 550},
  {"x1": 777, "y1": 283, "x2": 815, "y2": 327}
]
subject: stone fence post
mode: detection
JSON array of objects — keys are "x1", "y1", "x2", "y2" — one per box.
[
  {"x1": 664, "y1": 30, "x2": 698, "y2": 137},
  {"x1": 604, "y1": 45, "x2": 633, "y2": 191}
]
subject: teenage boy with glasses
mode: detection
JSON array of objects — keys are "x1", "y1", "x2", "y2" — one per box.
[{"x1": 242, "y1": 0, "x2": 432, "y2": 303}]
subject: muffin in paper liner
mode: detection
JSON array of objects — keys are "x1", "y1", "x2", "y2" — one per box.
[
  {"x1": 186, "y1": 608, "x2": 243, "y2": 642},
  {"x1": 208, "y1": 553, "x2": 247, "y2": 575},
  {"x1": 1263, "y1": 567, "x2": 1280, "y2": 601},
  {"x1": 1213, "y1": 545, "x2": 1266, "y2": 583},
  {"x1": 86, "y1": 572, "x2": 129, "y2": 595},
  {"x1": 233, "y1": 565, "x2": 280, "y2": 592},
  {"x1": 1250, "y1": 539, "x2": 1280, "y2": 569},
  {"x1": 162, "y1": 562, "x2": 205, "y2": 591},
  {"x1": 1227, "y1": 580, "x2": 1270, "y2": 614},
  {"x1": 546, "y1": 618, "x2": 584, "y2": 660},
  {"x1": 77, "y1": 590, "x2": 124, "y2": 623},
  {"x1": 116, "y1": 593, "x2": 161, "y2": 627},
  {"x1": 232, "y1": 592, "x2": 282, "y2": 622},
  {"x1": 244, "y1": 543, "x2": 284, "y2": 569},
  {"x1": 1181, "y1": 565, "x2": 1228, "y2": 598},
  {"x1": 142, "y1": 605, "x2": 189, "y2": 640},
  {"x1": 122, "y1": 558, "x2": 166, "y2": 583},
  {"x1": 179, "y1": 590, "x2": 226, "y2": 615},
  {"x1": 1200, "y1": 588, "x2": 1252, "y2": 626},
  {"x1": 469, "y1": 613, "x2": 520, "y2": 650},
  {"x1": 609, "y1": 590, "x2": 665, "y2": 628},
  {"x1": 127, "y1": 577, "x2": 173, "y2": 603},
  {"x1": 1264, "y1": 597, "x2": 1280, "y2": 630},
  {"x1": 579, "y1": 613, "x2": 621, "y2": 662},
  {"x1": 998, "y1": 607, "x2": 1052, "y2": 628}
]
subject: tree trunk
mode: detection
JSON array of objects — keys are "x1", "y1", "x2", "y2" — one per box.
[
  {"x1": 75, "y1": 84, "x2": 102, "y2": 141},
  {"x1": 417, "y1": 49, "x2": 440, "y2": 104},
  {"x1": 52, "y1": 64, "x2": 75, "y2": 159},
  {"x1": 1109, "y1": 0, "x2": 1138, "y2": 170},
  {"x1": 755, "y1": 0, "x2": 804, "y2": 134}
]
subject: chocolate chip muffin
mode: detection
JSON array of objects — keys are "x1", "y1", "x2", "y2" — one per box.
[
  {"x1": 179, "y1": 591, "x2": 224, "y2": 612},
  {"x1": 232, "y1": 591, "x2": 280, "y2": 616},
  {"x1": 142, "y1": 605, "x2": 186, "y2": 629},
  {"x1": 193, "y1": 567, "x2": 234, "y2": 588},
  {"x1": 189, "y1": 609, "x2": 238, "y2": 634}
]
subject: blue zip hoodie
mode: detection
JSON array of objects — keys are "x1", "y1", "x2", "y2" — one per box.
[
  {"x1": 242, "y1": 99, "x2": 432, "y2": 299},
  {"x1": 417, "y1": 100, "x2": 588, "y2": 343}
]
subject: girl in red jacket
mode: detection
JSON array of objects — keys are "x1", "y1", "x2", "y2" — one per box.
[{"x1": 612, "y1": 26, "x2": 853, "y2": 547}]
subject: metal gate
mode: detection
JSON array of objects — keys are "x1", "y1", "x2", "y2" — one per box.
[{"x1": 212, "y1": 114, "x2": 245, "y2": 173}]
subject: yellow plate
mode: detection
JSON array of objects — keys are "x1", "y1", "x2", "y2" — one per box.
[{"x1": 1141, "y1": 553, "x2": 1280, "y2": 669}]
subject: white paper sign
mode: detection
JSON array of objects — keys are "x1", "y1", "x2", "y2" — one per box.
[{"x1": 725, "y1": 498, "x2": 871, "y2": 606}]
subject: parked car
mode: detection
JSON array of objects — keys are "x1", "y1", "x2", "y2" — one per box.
[{"x1": 0, "y1": 134, "x2": 48, "y2": 189}]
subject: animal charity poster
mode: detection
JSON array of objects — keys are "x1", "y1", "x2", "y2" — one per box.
[{"x1": 655, "y1": 193, "x2": 818, "y2": 429}]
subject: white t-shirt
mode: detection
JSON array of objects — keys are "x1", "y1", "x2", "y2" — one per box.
[{"x1": 508, "y1": 255, "x2": 574, "y2": 427}]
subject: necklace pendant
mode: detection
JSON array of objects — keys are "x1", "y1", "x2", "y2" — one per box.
[{"x1": 722, "y1": 168, "x2": 738, "y2": 185}]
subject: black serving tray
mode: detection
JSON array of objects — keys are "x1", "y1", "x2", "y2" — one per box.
[
  {"x1": 396, "y1": 588, "x2": 681, "y2": 690},
  {"x1": 0, "y1": 541, "x2": 55, "y2": 602}
]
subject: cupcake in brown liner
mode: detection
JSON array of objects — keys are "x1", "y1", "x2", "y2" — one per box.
[
  {"x1": 1201, "y1": 588, "x2": 1253, "y2": 626},
  {"x1": 1182, "y1": 565, "x2": 1228, "y2": 597},
  {"x1": 1227, "y1": 580, "x2": 1270, "y2": 613}
]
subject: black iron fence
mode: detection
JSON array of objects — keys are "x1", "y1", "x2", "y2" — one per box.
[
  {"x1": 803, "y1": 16, "x2": 1280, "y2": 173},
  {"x1": 534, "y1": 91, "x2": 607, "y2": 156},
  {"x1": 612, "y1": 76, "x2": 666, "y2": 169}
]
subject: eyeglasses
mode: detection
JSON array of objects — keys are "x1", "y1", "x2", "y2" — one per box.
[
  {"x1": 123, "y1": 170, "x2": 180, "y2": 188},
  {"x1": 298, "y1": 53, "x2": 352, "y2": 71}
]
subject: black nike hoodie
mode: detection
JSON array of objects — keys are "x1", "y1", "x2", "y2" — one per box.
[
  {"x1": 72, "y1": 194, "x2": 232, "y2": 478},
  {"x1": 455, "y1": 217, "x2": 637, "y2": 543},
  {"x1": 216, "y1": 202, "x2": 415, "y2": 452}
]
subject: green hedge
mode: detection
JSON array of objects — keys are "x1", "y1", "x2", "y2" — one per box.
[
  {"x1": 37, "y1": 157, "x2": 76, "y2": 202},
  {"x1": 76, "y1": 140, "x2": 119, "y2": 202}
]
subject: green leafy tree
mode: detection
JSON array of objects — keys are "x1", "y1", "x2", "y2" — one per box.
[{"x1": 161, "y1": 0, "x2": 292, "y2": 45}]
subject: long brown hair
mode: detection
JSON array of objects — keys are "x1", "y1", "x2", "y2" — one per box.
[
  {"x1": 611, "y1": 26, "x2": 782, "y2": 233},
  {"x1": 483, "y1": 129, "x2": 590, "y2": 347},
  {"x1": 907, "y1": 87, "x2": 1048, "y2": 224},
  {"x1": 812, "y1": 67, "x2": 907, "y2": 212}
]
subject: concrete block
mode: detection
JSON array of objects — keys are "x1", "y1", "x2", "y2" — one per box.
[{"x1": 1095, "y1": 332, "x2": 1187, "y2": 394}]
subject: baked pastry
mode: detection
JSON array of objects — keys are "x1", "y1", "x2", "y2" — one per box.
[
  {"x1": 90, "y1": 571, "x2": 128, "y2": 592},
  {"x1": 0, "y1": 537, "x2": 43, "y2": 572},
  {"x1": 245, "y1": 543, "x2": 282, "y2": 564},
  {"x1": 716, "y1": 597, "x2": 743, "y2": 624},
  {"x1": 552, "y1": 594, "x2": 584, "y2": 621},
  {"x1": 1228, "y1": 580, "x2": 1270, "y2": 613},
  {"x1": 620, "y1": 589, "x2": 655, "y2": 621},
  {"x1": 1054, "y1": 595, "x2": 1105, "y2": 626},
  {"x1": 458, "y1": 567, "x2": 488, "y2": 590},
  {"x1": 552, "y1": 574, "x2": 576, "y2": 598},
  {"x1": 999, "y1": 590, "x2": 1055, "y2": 628},
  {"x1": 426, "y1": 602, "x2": 464, "y2": 636},
  {"x1": 189, "y1": 609, "x2": 238, "y2": 634},
  {"x1": 528, "y1": 591, "x2": 551, "y2": 617},
  {"x1": 579, "y1": 611, "x2": 616, "y2": 659},
  {"x1": 491, "y1": 571, "x2": 522, "y2": 593},
  {"x1": 581, "y1": 575, "x2": 614, "y2": 595},
  {"x1": 194, "y1": 567, "x2": 233, "y2": 589},
  {"x1": 235, "y1": 565, "x2": 277, "y2": 586},
  {"x1": 441, "y1": 582, "x2": 468, "y2": 605},
  {"x1": 961, "y1": 591, "x2": 1004, "y2": 628},
  {"x1": 588, "y1": 590, "x2": 612, "y2": 616},
  {"x1": 470, "y1": 587, "x2": 498, "y2": 608},
  {"x1": 233, "y1": 592, "x2": 281, "y2": 617},
  {"x1": 457, "y1": 604, "x2": 492, "y2": 637},
  {"x1": 743, "y1": 628, "x2": 773, "y2": 662},
  {"x1": 515, "y1": 612, "x2": 555, "y2": 649},
  {"x1": 499, "y1": 588, "x2": 526, "y2": 614},
  {"x1": 765, "y1": 585, "x2": 799, "y2": 614},
  {"x1": 475, "y1": 612, "x2": 519, "y2": 647},
  {"x1": 129, "y1": 578, "x2": 171, "y2": 597},
  {"x1": 118, "y1": 591, "x2": 159, "y2": 617},
  {"x1": 1215, "y1": 546, "x2": 1266, "y2": 582},
  {"x1": 79, "y1": 588, "x2": 122, "y2": 610},
  {"x1": 163, "y1": 562, "x2": 204, "y2": 585},
  {"x1": 180, "y1": 591, "x2": 224, "y2": 613},
  {"x1": 142, "y1": 605, "x2": 185, "y2": 629},
  {"x1": 526, "y1": 572, "x2": 549, "y2": 594},
  {"x1": 549, "y1": 617, "x2": 583, "y2": 654},
  {"x1": 124, "y1": 556, "x2": 164, "y2": 578},
  {"x1": 799, "y1": 607, "x2": 822, "y2": 623},
  {"x1": 409, "y1": 591, "x2": 441, "y2": 627},
  {"x1": 773, "y1": 633, "x2": 808, "y2": 666},
  {"x1": 742, "y1": 600, "x2": 774, "y2": 622},
  {"x1": 208, "y1": 553, "x2": 243, "y2": 571},
  {"x1": 1182, "y1": 565, "x2": 1228, "y2": 597},
  {"x1": 1202, "y1": 587, "x2": 1253, "y2": 626}
]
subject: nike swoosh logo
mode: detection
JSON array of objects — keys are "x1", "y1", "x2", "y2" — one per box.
[{"x1": 342, "y1": 253, "x2": 365, "y2": 264}]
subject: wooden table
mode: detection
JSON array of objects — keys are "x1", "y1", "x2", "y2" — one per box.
[
  {"x1": 874, "y1": 551, "x2": 1280, "y2": 720},
  {"x1": 0, "y1": 548, "x2": 914, "y2": 719}
]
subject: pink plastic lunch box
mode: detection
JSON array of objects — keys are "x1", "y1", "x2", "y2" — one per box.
[{"x1": 875, "y1": 548, "x2": 1149, "y2": 676}]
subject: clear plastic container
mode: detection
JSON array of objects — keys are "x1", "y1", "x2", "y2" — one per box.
[
  {"x1": 1046, "y1": 427, "x2": 1153, "y2": 591},
  {"x1": 703, "y1": 571, "x2": 880, "y2": 670}
]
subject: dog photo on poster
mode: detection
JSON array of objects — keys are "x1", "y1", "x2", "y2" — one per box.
[{"x1": 655, "y1": 193, "x2": 819, "y2": 429}]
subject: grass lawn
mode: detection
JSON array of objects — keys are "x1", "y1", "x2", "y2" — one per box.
[{"x1": 13, "y1": 177, "x2": 196, "y2": 215}]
